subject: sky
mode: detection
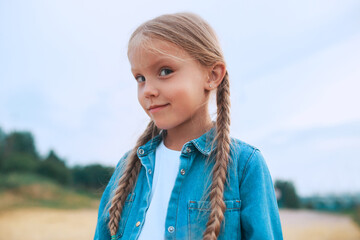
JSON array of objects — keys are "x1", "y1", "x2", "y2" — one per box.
[{"x1": 0, "y1": 0, "x2": 359, "y2": 197}]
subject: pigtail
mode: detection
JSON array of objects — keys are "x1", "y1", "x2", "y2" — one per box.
[
  {"x1": 108, "y1": 121, "x2": 159, "y2": 237},
  {"x1": 203, "y1": 71, "x2": 231, "y2": 240}
]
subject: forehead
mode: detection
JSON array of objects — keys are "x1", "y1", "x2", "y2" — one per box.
[{"x1": 128, "y1": 38, "x2": 192, "y2": 70}]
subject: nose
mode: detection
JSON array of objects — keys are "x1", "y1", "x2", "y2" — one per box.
[{"x1": 142, "y1": 79, "x2": 159, "y2": 98}]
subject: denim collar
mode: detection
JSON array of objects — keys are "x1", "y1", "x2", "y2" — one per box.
[
  {"x1": 190, "y1": 126, "x2": 216, "y2": 156},
  {"x1": 137, "y1": 124, "x2": 217, "y2": 157}
]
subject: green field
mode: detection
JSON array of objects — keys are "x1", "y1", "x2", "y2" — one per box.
[{"x1": 0, "y1": 172, "x2": 100, "y2": 210}]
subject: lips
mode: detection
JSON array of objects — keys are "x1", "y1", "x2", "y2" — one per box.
[{"x1": 148, "y1": 103, "x2": 169, "y2": 113}]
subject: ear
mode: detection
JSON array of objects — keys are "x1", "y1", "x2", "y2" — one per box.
[{"x1": 204, "y1": 62, "x2": 227, "y2": 91}]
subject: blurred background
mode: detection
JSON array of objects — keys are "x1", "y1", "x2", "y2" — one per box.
[{"x1": 0, "y1": 0, "x2": 359, "y2": 239}]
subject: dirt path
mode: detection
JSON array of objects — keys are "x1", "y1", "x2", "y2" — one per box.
[
  {"x1": 280, "y1": 209, "x2": 360, "y2": 240},
  {"x1": 0, "y1": 208, "x2": 359, "y2": 240},
  {"x1": 0, "y1": 208, "x2": 98, "y2": 240}
]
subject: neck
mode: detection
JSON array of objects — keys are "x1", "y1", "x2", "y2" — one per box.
[{"x1": 163, "y1": 115, "x2": 214, "y2": 151}]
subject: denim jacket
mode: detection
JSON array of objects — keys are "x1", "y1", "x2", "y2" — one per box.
[{"x1": 94, "y1": 127, "x2": 283, "y2": 240}]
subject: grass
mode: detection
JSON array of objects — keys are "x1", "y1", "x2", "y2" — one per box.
[
  {"x1": 0, "y1": 172, "x2": 100, "y2": 210},
  {"x1": 342, "y1": 207, "x2": 360, "y2": 227}
]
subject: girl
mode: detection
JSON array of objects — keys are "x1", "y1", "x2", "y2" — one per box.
[{"x1": 94, "y1": 12, "x2": 283, "y2": 240}]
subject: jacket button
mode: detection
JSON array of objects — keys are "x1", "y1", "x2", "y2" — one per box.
[
  {"x1": 136, "y1": 221, "x2": 141, "y2": 227},
  {"x1": 138, "y1": 148, "x2": 144, "y2": 155},
  {"x1": 168, "y1": 226, "x2": 175, "y2": 233},
  {"x1": 185, "y1": 147, "x2": 191, "y2": 153},
  {"x1": 148, "y1": 169, "x2": 152, "y2": 175},
  {"x1": 180, "y1": 169, "x2": 185, "y2": 175}
]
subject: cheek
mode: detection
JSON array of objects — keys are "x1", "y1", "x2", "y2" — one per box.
[
  {"x1": 137, "y1": 89, "x2": 141, "y2": 104},
  {"x1": 137, "y1": 89, "x2": 146, "y2": 109},
  {"x1": 172, "y1": 86, "x2": 204, "y2": 110}
]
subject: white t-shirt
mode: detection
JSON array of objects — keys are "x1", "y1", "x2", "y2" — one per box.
[{"x1": 138, "y1": 140, "x2": 181, "y2": 240}]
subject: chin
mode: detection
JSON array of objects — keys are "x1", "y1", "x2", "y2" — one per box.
[
  {"x1": 153, "y1": 121, "x2": 171, "y2": 130},
  {"x1": 152, "y1": 119, "x2": 178, "y2": 131}
]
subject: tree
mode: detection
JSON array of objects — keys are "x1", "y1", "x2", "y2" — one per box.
[
  {"x1": 3, "y1": 131, "x2": 38, "y2": 157},
  {"x1": 72, "y1": 164, "x2": 114, "y2": 189},
  {"x1": 275, "y1": 179, "x2": 300, "y2": 208},
  {"x1": 0, "y1": 127, "x2": 6, "y2": 170},
  {"x1": 37, "y1": 150, "x2": 72, "y2": 185},
  {"x1": 0, "y1": 130, "x2": 40, "y2": 172}
]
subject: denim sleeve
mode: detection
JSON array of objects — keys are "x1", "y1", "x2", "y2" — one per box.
[
  {"x1": 239, "y1": 149, "x2": 283, "y2": 240},
  {"x1": 94, "y1": 151, "x2": 131, "y2": 240}
]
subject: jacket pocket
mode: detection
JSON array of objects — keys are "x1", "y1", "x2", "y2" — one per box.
[
  {"x1": 113, "y1": 192, "x2": 136, "y2": 239},
  {"x1": 188, "y1": 199, "x2": 241, "y2": 240}
]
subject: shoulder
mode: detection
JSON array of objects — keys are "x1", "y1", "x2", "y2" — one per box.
[
  {"x1": 229, "y1": 136, "x2": 260, "y2": 162},
  {"x1": 228, "y1": 136, "x2": 268, "y2": 180},
  {"x1": 115, "y1": 149, "x2": 132, "y2": 170},
  {"x1": 97, "y1": 149, "x2": 133, "y2": 211},
  {"x1": 111, "y1": 149, "x2": 133, "y2": 182}
]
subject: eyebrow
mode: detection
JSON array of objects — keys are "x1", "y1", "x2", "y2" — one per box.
[{"x1": 131, "y1": 56, "x2": 178, "y2": 74}]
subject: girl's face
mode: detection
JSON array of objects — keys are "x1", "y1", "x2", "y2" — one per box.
[{"x1": 128, "y1": 38, "x2": 211, "y2": 131}]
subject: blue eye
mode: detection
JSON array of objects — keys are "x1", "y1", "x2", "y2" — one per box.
[
  {"x1": 159, "y1": 68, "x2": 173, "y2": 76},
  {"x1": 135, "y1": 75, "x2": 145, "y2": 83}
]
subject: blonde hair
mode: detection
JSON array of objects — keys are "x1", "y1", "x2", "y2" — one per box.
[{"x1": 108, "y1": 12, "x2": 231, "y2": 240}]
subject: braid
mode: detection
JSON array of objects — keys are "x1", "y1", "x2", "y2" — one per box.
[
  {"x1": 203, "y1": 72, "x2": 231, "y2": 240},
  {"x1": 108, "y1": 121, "x2": 160, "y2": 236}
]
